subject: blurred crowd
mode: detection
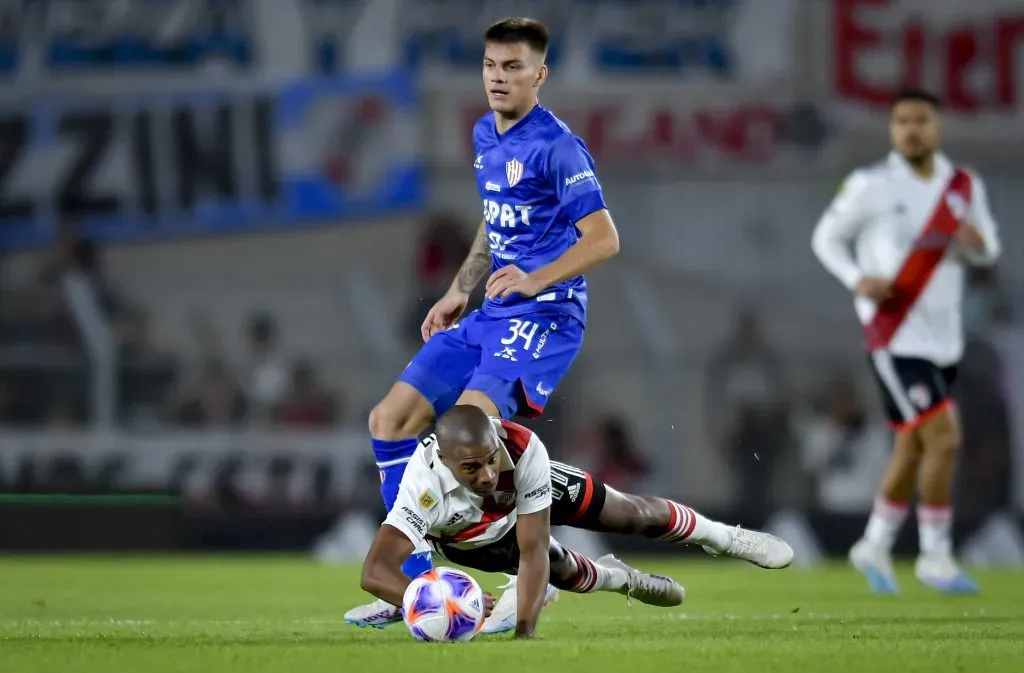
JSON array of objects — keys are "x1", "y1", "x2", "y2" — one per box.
[
  {"x1": 0, "y1": 227, "x2": 343, "y2": 429},
  {"x1": 0, "y1": 215, "x2": 1016, "y2": 517}
]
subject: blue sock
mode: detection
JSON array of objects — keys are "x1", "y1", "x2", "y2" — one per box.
[
  {"x1": 373, "y1": 437, "x2": 433, "y2": 579},
  {"x1": 373, "y1": 437, "x2": 419, "y2": 511},
  {"x1": 401, "y1": 552, "x2": 433, "y2": 579}
]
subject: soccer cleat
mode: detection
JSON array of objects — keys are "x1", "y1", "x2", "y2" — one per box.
[
  {"x1": 343, "y1": 598, "x2": 403, "y2": 629},
  {"x1": 848, "y1": 537, "x2": 900, "y2": 595},
  {"x1": 702, "y1": 526, "x2": 794, "y2": 569},
  {"x1": 479, "y1": 575, "x2": 560, "y2": 635},
  {"x1": 596, "y1": 554, "x2": 685, "y2": 607},
  {"x1": 915, "y1": 553, "x2": 979, "y2": 595}
]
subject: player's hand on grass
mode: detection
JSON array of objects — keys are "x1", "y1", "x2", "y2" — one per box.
[
  {"x1": 855, "y1": 276, "x2": 893, "y2": 303},
  {"x1": 485, "y1": 265, "x2": 544, "y2": 300},
  {"x1": 420, "y1": 290, "x2": 469, "y2": 342},
  {"x1": 483, "y1": 592, "x2": 496, "y2": 617}
]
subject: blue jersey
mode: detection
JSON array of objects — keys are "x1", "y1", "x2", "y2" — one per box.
[{"x1": 472, "y1": 104, "x2": 607, "y2": 326}]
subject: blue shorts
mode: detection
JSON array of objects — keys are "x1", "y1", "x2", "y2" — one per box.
[{"x1": 398, "y1": 308, "x2": 584, "y2": 419}]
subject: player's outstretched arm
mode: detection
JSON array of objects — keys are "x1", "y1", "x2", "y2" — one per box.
[
  {"x1": 360, "y1": 524, "x2": 417, "y2": 608},
  {"x1": 513, "y1": 507, "x2": 551, "y2": 639}
]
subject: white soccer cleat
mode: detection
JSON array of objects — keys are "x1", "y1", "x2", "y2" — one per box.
[
  {"x1": 596, "y1": 554, "x2": 685, "y2": 607},
  {"x1": 703, "y1": 526, "x2": 794, "y2": 569},
  {"x1": 915, "y1": 552, "x2": 979, "y2": 595},
  {"x1": 479, "y1": 575, "x2": 560, "y2": 635},
  {"x1": 343, "y1": 598, "x2": 403, "y2": 629},
  {"x1": 849, "y1": 537, "x2": 900, "y2": 595}
]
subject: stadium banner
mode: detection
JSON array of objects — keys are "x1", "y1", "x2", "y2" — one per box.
[
  {"x1": 354, "y1": 0, "x2": 802, "y2": 85},
  {"x1": 425, "y1": 91, "x2": 838, "y2": 175},
  {"x1": 0, "y1": 72, "x2": 423, "y2": 250},
  {"x1": 812, "y1": 0, "x2": 1024, "y2": 145},
  {"x1": 0, "y1": 430, "x2": 374, "y2": 509},
  {"x1": 0, "y1": 0, "x2": 798, "y2": 84}
]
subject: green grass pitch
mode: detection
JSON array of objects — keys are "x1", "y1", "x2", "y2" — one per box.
[{"x1": 1, "y1": 556, "x2": 1022, "y2": 673}]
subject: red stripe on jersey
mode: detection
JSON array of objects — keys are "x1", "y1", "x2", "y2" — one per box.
[
  {"x1": 865, "y1": 168, "x2": 972, "y2": 351},
  {"x1": 499, "y1": 419, "x2": 533, "y2": 464},
  {"x1": 446, "y1": 498, "x2": 515, "y2": 543}
]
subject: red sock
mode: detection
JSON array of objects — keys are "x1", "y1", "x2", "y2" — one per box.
[
  {"x1": 558, "y1": 549, "x2": 601, "y2": 593},
  {"x1": 643, "y1": 499, "x2": 732, "y2": 549},
  {"x1": 647, "y1": 500, "x2": 697, "y2": 542}
]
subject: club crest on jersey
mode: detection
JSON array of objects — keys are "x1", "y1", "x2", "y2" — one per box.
[
  {"x1": 946, "y1": 192, "x2": 968, "y2": 220},
  {"x1": 494, "y1": 492, "x2": 515, "y2": 506},
  {"x1": 506, "y1": 158, "x2": 524, "y2": 187}
]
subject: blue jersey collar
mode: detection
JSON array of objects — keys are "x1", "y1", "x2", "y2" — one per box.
[{"x1": 491, "y1": 103, "x2": 545, "y2": 141}]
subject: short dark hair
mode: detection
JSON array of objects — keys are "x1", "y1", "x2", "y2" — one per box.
[
  {"x1": 892, "y1": 88, "x2": 941, "y2": 110},
  {"x1": 436, "y1": 405, "x2": 495, "y2": 455},
  {"x1": 484, "y1": 17, "x2": 549, "y2": 56}
]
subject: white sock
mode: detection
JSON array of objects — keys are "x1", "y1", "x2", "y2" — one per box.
[
  {"x1": 863, "y1": 496, "x2": 909, "y2": 550},
  {"x1": 918, "y1": 505, "x2": 953, "y2": 556}
]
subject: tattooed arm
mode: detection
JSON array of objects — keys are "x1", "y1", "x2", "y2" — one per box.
[{"x1": 453, "y1": 219, "x2": 492, "y2": 294}]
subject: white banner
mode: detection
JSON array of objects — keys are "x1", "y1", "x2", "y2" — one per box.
[
  {"x1": 425, "y1": 90, "x2": 843, "y2": 175},
  {"x1": 809, "y1": 0, "x2": 1024, "y2": 145},
  {"x1": 0, "y1": 430, "x2": 373, "y2": 508}
]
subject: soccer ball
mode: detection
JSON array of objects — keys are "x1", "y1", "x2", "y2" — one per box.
[{"x1": 402, "y1": 567, "x2": 485, "y2": 642}]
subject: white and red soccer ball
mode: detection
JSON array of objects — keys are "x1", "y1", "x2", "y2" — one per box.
[{"x1": 401, "y1": 567, "x2": 485, "y2": 642}]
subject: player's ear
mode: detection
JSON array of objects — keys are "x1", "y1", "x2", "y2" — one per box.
[{"x1": 535, "y1": 64, "x2": 548, "y2": 88}]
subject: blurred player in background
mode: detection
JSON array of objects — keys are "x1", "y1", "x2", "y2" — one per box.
[
  {"x1": 811, "y1": 89, "x2": 1000, "y2": 595},
  {"x1": 347, "y1": 17, "x2": 620, "y2": 631},
  {"x1": 360, "y1": 406, "x2": 793, "y2": 638}
]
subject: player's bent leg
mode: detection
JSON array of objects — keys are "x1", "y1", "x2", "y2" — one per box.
[
  {"x1": 546, "y1": 540, "x2": 684, "y2": 607},
  {"x1": 453, "y1": 389, "x2": 502, "y2": 418},
  {"x1": 849, "y1": 429, "x2": 921, "y2": 595},
  {"x1": 589, "y1": 484, "x2": 794, "y2": 570},
  {"x1": 913, "y1": 405, "x2": 978, "y2": 594}
]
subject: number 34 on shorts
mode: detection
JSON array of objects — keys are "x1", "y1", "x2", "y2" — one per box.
[
  {"x1": 495, "y1": 318, "x2": 556, "y2": 362},
  {"x1": 398, "y1": 309, "x2": 585, "y2": 419}
]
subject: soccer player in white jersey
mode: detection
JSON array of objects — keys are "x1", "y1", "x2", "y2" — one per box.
[
  {"x1": 350, "y1": 17, "x2": 620, "y2": 632},
  {"x1": 811, "y1": 89, "x2": 1001, "y2": 595},
  {"x1": 360, "y1": 406, "x2": 793, "y2": 638}
]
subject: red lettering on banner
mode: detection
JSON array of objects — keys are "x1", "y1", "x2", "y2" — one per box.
[
  {"x1": 834, "y1": 0, "x2": 889, "y2": 105},
  {"x1": 460, "y1": 104, "x2": 782, "y2": 166},
  {"x1": 834, "y1": 0, "x2": 1024, "y2": 113},
  {"x1": 996, "y1": 18, "x2": 1024, "y2": 107}
]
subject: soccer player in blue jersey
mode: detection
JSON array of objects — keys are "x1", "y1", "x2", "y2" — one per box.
[{"x1": 344, "y1": 17, "x2": 621, "y2": 634}]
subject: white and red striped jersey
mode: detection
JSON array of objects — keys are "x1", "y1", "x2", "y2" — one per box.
[
  {"x1": 383, "y1": 418, "x2": 552, "y2": 550},
  {"x1": 812, "y1": 151, "x2": 1001, "y2": 366}
]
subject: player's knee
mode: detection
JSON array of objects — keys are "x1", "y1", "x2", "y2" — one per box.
[
  {"x1": 924, "y1": 426, "x2": 960, "y2": 460},
  {"x1": 368, "y1": 399, "x2": 427, "y2": 440},
  {"x1": 920, "y1": 412, "x2": 961, "y2": 460},
  {"x1": 547, "y1": 542, "x2": 573, "y2": 578}
]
